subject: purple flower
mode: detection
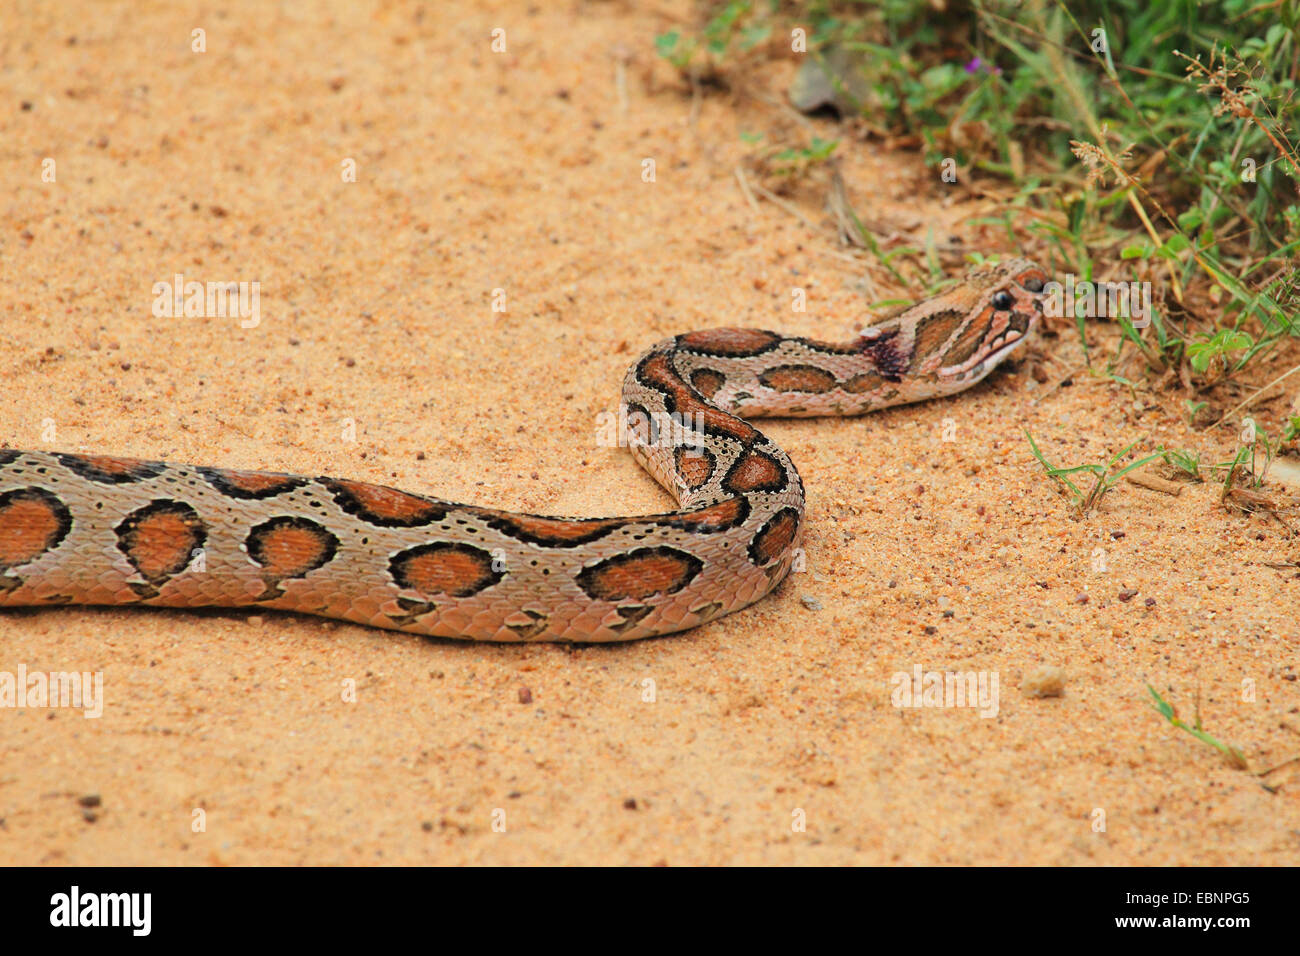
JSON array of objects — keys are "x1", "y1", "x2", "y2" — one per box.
[{"x1": 965, "y1": 57, "x2": 1002, "y2": 75}]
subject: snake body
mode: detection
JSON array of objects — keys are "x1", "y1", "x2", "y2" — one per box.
[{"x1": 0, "y1": 260, "x2": 1046, "y2": 642}]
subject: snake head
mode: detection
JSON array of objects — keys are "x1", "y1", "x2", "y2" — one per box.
[{"x1": 906, "y1": 258, "x2": 1049, "y2": 389}]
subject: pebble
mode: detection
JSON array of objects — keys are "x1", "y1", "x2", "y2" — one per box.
[
  {"x1": 800, "y1": 595, "x2": 823, "y2": 611},
  {"x1": 1021, "y1": 666, "x2": 1066, "y2": 698}
]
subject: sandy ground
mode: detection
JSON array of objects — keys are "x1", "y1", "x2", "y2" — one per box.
[{"x1": 1, "y1": 0, "x2": 1298, "y2": 865}]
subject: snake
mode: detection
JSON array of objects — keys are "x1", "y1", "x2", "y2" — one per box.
[{"x1": 0, "y1": 259, "x2": 1047, "y2": 642}]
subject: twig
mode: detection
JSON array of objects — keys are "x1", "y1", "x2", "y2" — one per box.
[
  {"x1": 746, "y1": 180, "x2": 825, "y2": 235},
  {"x1": 1031, "y1": 366, "x2": 1086, "y2": 406},
  {"x1": 733, "y1": 166, "x2": 760, "y2": 214},
  {"x1": 1211, "y1": 362, "x2": 1300, "y2": 429},
  {"x1": 1125, "y1": 472, "x2": 1184, "y2": 495}
]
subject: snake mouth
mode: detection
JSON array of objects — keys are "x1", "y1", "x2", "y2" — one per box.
[
  {"x1": 986, "y1": 329, "x2": 1032, "y2": 363},
  {"x1": 949, "y1": 321, "x2": 1036, "y2": 382}
]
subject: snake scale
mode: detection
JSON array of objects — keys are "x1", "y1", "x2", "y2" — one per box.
[{"x1": 0, "y1": 259, "x2": 1047, "y2": 642}]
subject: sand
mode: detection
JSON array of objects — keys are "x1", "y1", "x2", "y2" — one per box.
[{"x1": 1, "y1": 0, "x2": 1297, "y2": 865}]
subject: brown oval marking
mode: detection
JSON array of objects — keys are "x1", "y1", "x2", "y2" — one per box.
[
  {"x1": 660, "y1": 496, "x2": 750, "y2": 534},
  {"x1": 748, "y1": 507, "x2": 801, "y2": 566},
  {"x1": 674, "y1": 446, "x2": 716, "y2": 491},
  {"x1": 636, "y1": 353, "x2": 756, "y2": 443},
  {"x1": 723, "y1": 449, "x2": 788, "y2": 494},
  {"x1": 56, "y1": 453, "x2": 165, "y2": 484},
  {"x1": 321, "y1": 478, "x2": 447, "y2": 527},
  {"x1": 0, "y1": 450, "x2": 20, "y2": 468},
  {"x1": 576, "y1": 546, "x2": 703, "y2": 603},
  {"x1": 842, "y1": 370, "x2": 885, "y2": 394},
  {"x1": 0, "y1": 488, "x2": 73, "y2": 571},
  {"x1": 198, "y1": 466, "x2": 307, "y2": 499},
  {"x1": 912, "y1": 309, "x2": 967, "y2": 363},
  {"x1": 246, "y1": 516, "x2": 339, "y2": 579},
  {"x1": 676, "y1": 327, "x2": 781, "y2": 357},
  {"x1": 944, "y1": 307, "x2": 994, "y2": 366},
  {"x1": 797, "y1": 337, "x2": 863, "y2": 355},
  {"x1": 623, "y1": 402, "x2": 653, "y2": 446},
  {"x1": 474, "y1": 510, "x2": 627, "y2": 548},
  {"x1": 758, "y1": 364, "x2": 838, "y2": 394},
  {"x1": 389, "y1": 542, "x2": 502, "y2": 598},
  {"x1": 115, "y1": 500, "x2": 207, "y2": 585},
  {"x1": 689, "y1": 368, "x2": 726, "y2": 399}
]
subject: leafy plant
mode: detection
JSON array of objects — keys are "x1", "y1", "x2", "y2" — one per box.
[
  {"x1": 1024, "y1": 430, "x2": 1164, "y2": 516},
  {"x1": 1146, "y1": 684, "x2": 1249, "y2": 770},
  {"x1": 769, "y1": 136, "x2": 840, "y2": 176},
  {"x1": 1163, "y1": 448, "x2": 1204, "y2": 481}
]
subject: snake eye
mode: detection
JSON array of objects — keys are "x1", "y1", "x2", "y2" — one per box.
[{"x1": 992, "y1": 290, "x2": 1014, "y2": 311}]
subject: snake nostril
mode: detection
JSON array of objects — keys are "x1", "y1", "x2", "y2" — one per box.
[{"x1": 1024, "y1": 277, "x2": 1044, "y2": 293}]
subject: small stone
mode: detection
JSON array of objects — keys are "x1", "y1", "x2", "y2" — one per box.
[
  {"x1": 1118, "y1": 588, "x2": 1139, "y2": 602},
  {"x1": 518, "y1": 687, "x2": 533, "y2": 704},
  {"x1": 1144, "y1": 597, "x2": 1156, "y2": 608},
  {"x1": 421, "y1": 820, "x2": 434, "y2": 832},
  {"x1": 800, "y1": 595, "x2": 823, "y2": 611},
  {"x1": 77, "y1": 793, "x2": 101, "y2": 808},
  {"x1": 1075, "y1": 593, "x2": 1089, "y2": 604},
  {"x1": 1021, "y1": 666, "x2": 1066, "y2": 698},
  {"x1": 623, "y1": 798, "x2": 638, "y2": 810},
  {"x1": 924, "y1": 625, "x2": 938, "y2": 635}
]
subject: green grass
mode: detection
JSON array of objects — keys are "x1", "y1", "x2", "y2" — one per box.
[
  {"x1": 1024, "y1": 430, "x2": 1164, "y2": 516},
  {"x1": 657, "y1": 0, "x2": 1300, "y2": 394},
  {"x1": 1163, "y1": 447, "x2": 1204, "y2": 481},
  {"x1": 1146, "y1": 684, "x2": 1249, "y2": 770}
]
